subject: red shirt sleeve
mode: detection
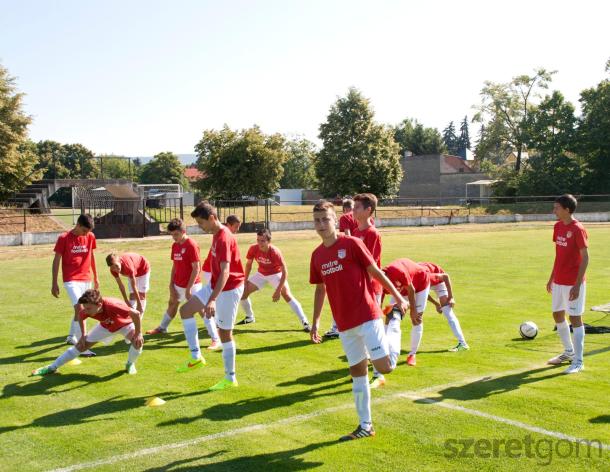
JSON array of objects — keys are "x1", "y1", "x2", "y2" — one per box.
[
  {"x1": 351, "y1": 237, "x2": 376, "y2": 270},
  {"x1": 54, "y1": 234, "x2": 66, "y2": 254},
  {"x1": 575, "y1": 226, "x2": 588, "y2": 249},
  {"x1": 367, "y1": 231, "x2": 382, "y2": 265},
  {"x1": 339, "y1": 215, "x2": 349, "y2": 232},
  {"x1": 271, "y1": 246, "x2": 285, "y2": 267},
  {"x1": 90, "y1": 233, "x2": 97, "y2": 250},
  {"x1": 215, "y1": 231, "x2": 231, "y2": 263},
  {"x1": 246, "y1": 245, "x2": 256, "y2": 260},
  {"x1": 78, "y1": 309, "x2": 89, "y2": 322},
  {"x1": 185, "y1": 240, "x2": 201, "y2": 264},
  {"x1": 309, "y1": 252, "x2": 322, "y2": 284},
  {"x1": 107, "y1": 298, "x2": 133, "y2": 318},
  {"x1": 552, "y1": 224, "x2": 558, "y2": 242},
  {"x1": 121, "y1": 258, "x2": 136, "y2": 277}
]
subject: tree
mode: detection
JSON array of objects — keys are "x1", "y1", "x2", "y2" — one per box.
[
  {"x1": 35, "y1": 141, "x2": 98, "y2": 179},
  {"x1": 0, "y1": 63, "x2": 38, "y2": 200},
  {"x1": 457, "y1": 115, "x2": 471, "y2": 155},
  {"x1": 442, "y1": 121, "x2": 458, "y2": 155},
  {"x1": 394, "y1": 118, "x2": 446, "y2": 156},
  {"x1": 474, "y1": 68, "x2": 555, "y2": 172},
  {"x1": 98, "y1": 155, "x2": 135, "y2": 180},
  {"x1": 139, "y1": 152, "x2": 187, "y2": 186},
  {"x1": 316, "y1": 88, "x2": 402, "y2": 198},
  {"x1": 195, "y1": 125, "x2": 288, "y2": 199},
  {"x1": 280, "y1": 137, "x2": 317, "y2": 188}
]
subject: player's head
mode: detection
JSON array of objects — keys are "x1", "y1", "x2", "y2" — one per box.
[
  {"x1": 225, "y1": 214, "x2": 241, "y2": 234},
  {"x1": 313, "y1": 200, "x2": 337, "y2": 239},
  {"x1": 105, "y1": 253, "x2": 121, "y2": 273},
  {"x1": 342, "y1": 198, "x2": 354, "y2": 213},
  {"x1": 256, "y1": 228, "x2": 272, "y2": 250},
  {"x1": 78, "y1": 289, "x2": 103, "y2": 314},
  {"x1": 190, "y1": 201, "x2": 218, "y2": 232},
  {"x1": 167, "y1": 218, "x2": 186, "y2": 242},
  {"x1": 75, "y1": 214, "x2": 94, "y2": 235},
  {"x1": 554, "y1": 194, "x2": 577, "y2": 217},
  {"x1": 353, "y1": 193, "x2": 377, "y2": 221}
]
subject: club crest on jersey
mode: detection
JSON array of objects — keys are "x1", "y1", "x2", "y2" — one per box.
[
  {"x1": 337, "y1": 249, "x2": 346, "y2": 259},
  {"x1": 181, "y1": 248, "x2": 186, "y2": 254},
  {"x1": 567, "y1": 231, "x2": 572, "y2": 238}
]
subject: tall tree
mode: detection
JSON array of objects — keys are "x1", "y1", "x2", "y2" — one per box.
[
  {"x1": 36, "y1": 141, "x2": 98, "y2": 179},
  {"x1": 457, "y1": 115, "x2": 471, "y2": 155},
  {"x1": 139, "y1": 152, "x2": 187, "y2": 186},
  {"x1": 280, "y1": 137, "x2": 317, "y2": 188},
  {"x1": 442, "y1": 121, "x2": 458, "y2": 155},
  {"x1": 0, "y1": 63, "x2": 38, "y2": 199},
  {"x1": 474, "y1": 68, "x2": 555, "y2": 172},
  {"x1": 394, "y1": 118, "x2": 446, "y2": 156},
  {"x1": 317, "y1": 88, "x2": 402, "y2": 198},
  {"x1": 98, "y1": 155, "x2": 134, "y2": 180},
  {"x1": 195, "y1": 125, "x2": 287, "y2": 199}
]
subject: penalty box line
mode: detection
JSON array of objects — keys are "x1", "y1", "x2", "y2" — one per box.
[{"x1": 49, "y1": 365, "x2": 610, "y2": 472}]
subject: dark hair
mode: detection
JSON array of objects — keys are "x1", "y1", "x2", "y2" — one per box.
[
  {"x1": 191, "y1": 201, "x2": 217, "y2": 220},
  {"x1": 256, "y1": 228, "x2": 272, "y2": 241},
  {"x1": 313, "y1": 200, "x2": 335, "y2": 213},
  {"x1": 353, "y1": 193, "x2": 378, "y2": 213},
  {"x1": 226, "y1": 214, "x2": 241, "y2": 225},
  {"x1": 105, "y1": 253, "x2": 118, "y2": 266},
  {"x1": 167, "y1": 218, "x2": 185, "y2": 232},
  {"x1": 555, "y1": 194, "x2": 577, "y2": 213},
  {"x1": 77, "y1": 214, "x2": 94, "y2": 229},
  {"x1": 342, "y1": 199, "x2": 354, "y2": 210},
  {"x1": 78, "y1": 289, "x2": 102, "y2": 305}
]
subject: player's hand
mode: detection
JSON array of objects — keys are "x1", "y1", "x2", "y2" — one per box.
[
  {"x1": 94, "y1": 279, "x2": 99, "y2": 290},
  {"x1": 51, "y1": 283, "x2": 60, "y2": 298},
  {"x1": 546, "y1": 279, "x2": 553, "y2": 294},
  {"x1": 272, "y1": 290, "x2": 281, "y2": 302},
  {"x1": 410, "y1": 310, "x2": 421, "y2": 325},
  {"x1": 569, "y1": 285, "x2": 580, "y2": 301},
  {"x1": 448, "y1": 297, "x2": 455, "y2": 308},
  {"x1": 136, "y1": 302, "x2": 144, "y2": 314},
  {"x1": 204, "y1": 300, "x2": 216, "y2": 318},
  {"x1": 310, "y1": 323, "x2": 322, "y2": 344},
  {"x1": 76, "y1": 336, "x2": 87, "y2": 351},
  {"x1": 435, "y1": 304, "x2": 442, "y2": 314},
  {"x1": 185, "y1": 288, "x2": 192, "y2": 300},
  {"x1": 132, "y1": 333, "x2": 144, "y2": 349}
]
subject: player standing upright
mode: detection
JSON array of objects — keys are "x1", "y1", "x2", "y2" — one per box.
[
  {"x1": 106, "y1": 252, "x2": 151, "y2": 316},
  {"x1": 179, "y1": 202, "x2": 245, "y2": 391},
  {"x1": 51, "y1": 214, "x2": 98, "y2": 357},
  {"x1": 546, "y1": 194, "x2": 589, "y2": 374},
  {"x1": 309, "y1": 201, "x2": 408, "y2": 441},
  {"x1": 203, "y1": 215, "x2": 241, "y2": 284}
]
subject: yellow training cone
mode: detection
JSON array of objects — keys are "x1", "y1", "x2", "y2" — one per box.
[
  {"x1": 66, "y1": 358, "x2": 82, "y2": 366},
  {"x1": 146, "y1": 397, "x2": 166, "y2": 407}
]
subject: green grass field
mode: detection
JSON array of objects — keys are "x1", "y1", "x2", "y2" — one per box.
[{"x1": 1, "y1": 223, "x2": 609, "y2": 471}]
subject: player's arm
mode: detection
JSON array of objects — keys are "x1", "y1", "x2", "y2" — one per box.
[
  {"x1": 367, "y1": 265, "x2": 410, "y2": 315},
  {"x1": 51, "y1": 253, "x2": 61, "y2": 297},
  {"x1": 428, "y1": 294, "x2": 442, "y2": 313},
  {"x1": 129, "y1": 307, "x2": 144, "y2": 348},
  {"x1": 205, "y1": 261, "x2": 229, "y2": 318},
  {"x1": 185, "y1": 261, "x2": 200, "y2": 299},
  {"x1": 273, "y1": 262, "x2": 288, "y2": 302},
  {"x1": 441, "y1": 274, "x2": 455, "y2": 306},
  {"x1": 570, "y1": 247, "x2": 589, "y2": 300},
  {"x1": 75, "y1": 313, "x2": 88, "y2": 351},
  {"x1": 310, "y1": 283, "x2": 326, "y2": 344},
  {"x1": 114, "y1": 274, "x2": 130, "y2": 305},
  {"x1": 244, "y1": 258, "x2": 254, "y2": 280},
  {"x1": 129, "y1": 275, "x2": 143, "y2": 312},
  {"x1": 91, "y1": 251, "x2": 99, "y2": 289},
  {"x1": 169, "y1": 265, "x2": 178, "y2": 299}
]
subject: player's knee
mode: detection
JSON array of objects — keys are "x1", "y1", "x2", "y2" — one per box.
[{"x1": 376, "y1": 359, "x2": 393, "y2": 374}]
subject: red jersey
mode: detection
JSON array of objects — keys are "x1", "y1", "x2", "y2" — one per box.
[
  {"x1": 310, "y1": 235, "x2": 381, "y2": 332},
  {"x1": 54, "y1": 231, "x2": 97, "y2": 282},
  {"x1": 246, "y1": 244, "x2": 285, "y2": 276},
  {"x1": 339, "y1": 212, "x2": 358, "y2": 233},
  {"x1": 112, "y1": 253, "x2": 150, "y2": 278},
  {"x1": 210, "y1": 225, "x2": 245, "y2": 291},
  {"x1": 418, "y1": 262, "x2": 444, "y2": 285},
  {"x1": 80, "y1": 297, "x2": 134, "y2": 333},
  {"x1": 202, "y1": 249, "x2": 211, "y2": 272},
  {"x1": 352, "y1": 225, "x2": 382, "y2": 295},
  {"x1": 552, "y1": 219, "x2": 588, "y2": 285},
  {"x1": 383, "y1": 258, "x2": 430, "y2": 294},
  {"x1": 171, "y1": 237, "x2": 201, "y2": 288}
]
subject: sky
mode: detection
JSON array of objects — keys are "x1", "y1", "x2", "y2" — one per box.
[{"x1": 1, "y1": 0, "x2": 608, "y2": 157}]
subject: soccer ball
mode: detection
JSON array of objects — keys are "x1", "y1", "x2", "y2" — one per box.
[{"x1": 519, "y1": 321, "x2": 538, "y2": 339}]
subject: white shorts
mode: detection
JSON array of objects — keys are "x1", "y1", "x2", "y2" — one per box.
[
  {"x1": 64, "y1": 281, "x2": 92, "y2": 306},
  {"x1": 194, "y1": 283, "x2": 245, "y2": 330},
  {"x1": 174, "y1": 283, "x2": 203, "y2": 303},
  {"x1": 339, "y1": 318, "x2": 389, "y2": 367},
  {"x1": 202, "y1": 271, "x2": 211, "y2": 284},
  {"x1": 415, "y1": 286, "x2": 430, "y2": 313},
  {"x1": 248, "y1": 271, "x2": 287, "y2": 291},
  {"x1": 431, "y1": 282, "x2": 448, "y2": 298},
  {"x1": 87, "y1": 322, "x2": 135, "y2": 344},
  {"x1": 552, "y1": 282, "x2": 586, "y2": 316},
  {"x1": 127, "y1": 272, "x2": 151, "y2": 294}
]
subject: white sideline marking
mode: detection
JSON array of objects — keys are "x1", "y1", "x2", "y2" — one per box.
[{"x1": 48, "y1": 367, "x2": 610, "y2": 471}]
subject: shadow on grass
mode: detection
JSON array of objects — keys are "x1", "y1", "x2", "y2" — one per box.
[
  {"x1": 1, "y1": 371, "x2": 123, "y2": 399},
  {"x1": 589, "y1": 415, "x2": 610, "y2": 424},
  {"x1": 15, "y1": 336, "x2": 66, "y2": 349},
  {"x1": 237, "y1": 339, "x2": 311, "y2": 355},
  {"x1": 276, "y1": 368, "x2": 348, "y2": 387},
  {"x1": 143, "y1": 441, "x2": 335, "y2": 471}
]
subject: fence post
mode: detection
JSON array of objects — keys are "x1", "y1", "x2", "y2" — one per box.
[
  {"x1": 142, "y1": 199, "x2": 146, "y2": 238},
  {"x1": 179, "y1": 197, "x2": 184, "y2": 221},
  {"x1": 23, "y1": 208, "x2": 27, "y2": 232}
]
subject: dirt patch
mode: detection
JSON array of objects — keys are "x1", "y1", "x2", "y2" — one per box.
[{"x1": 0, "y1": 210, "x2": 68, "y2": 234}]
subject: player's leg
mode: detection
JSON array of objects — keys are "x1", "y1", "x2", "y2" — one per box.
[
  {"x1": 176, "y1": 286, "x2": 208, "y2": 371},
  {"x1": 192, "y1": 282, "x2": 220, "y2": 350},
  {"x1": 548, "y1": 283, "x2": 575, "y2": 365},
  {"x1": 565, "y1": 283, "x2": 586, "y2": 374},
  {"x1": 433, "y1": 283, "x2": 468, "y2": 350},
  {"x1": 65, "y1": 281, "x2": 96, "y2": 357},
  {"x1": 209, "y1": 284, "x2": 244, "y2": 390},
  {"x1": 32, "y1": 326, "x2": 100, "y2": 376},
  {"x1": 278, "y1": 280, "x2": 310, "y2": 331},
  {"x1": 407, "y1": 287, "x2": 429, "y2": 366},
  {"x1": 128, "y1": 273, "x2": 150, "y2": 317},
  {"x1": 237, "y1": 277, "x2": 261, "y2": 325},
  {"x1": 147, "y1": 284, "x2": 180, "y2": 335},
  {"x1": 122, "y1": 324, "x2": 142, "y2": 374}
]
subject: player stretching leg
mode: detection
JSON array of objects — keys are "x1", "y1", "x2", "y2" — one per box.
[{"x1": 106, "y1": 252, "x2": 150, "y2": 317}]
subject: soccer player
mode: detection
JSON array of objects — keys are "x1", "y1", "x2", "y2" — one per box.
[
  {"x1": 32, "y1": 289, "x2": 144, "y2": 376},
  {"x1": 51, "y1": 213, "x2": 98, "y2": 357},
  {"x1": 106, "y1": 252, "x2": 151, "y2": 316},
  {"x1": 178, "y1": 202, "x2": 245, "y2": 391},
  {"x1": 309, "y1": 200, "x2": 408, "y2": 441},
  {"x1": 202, "y1": 215, "x2": 241, "y2": 284},
  {"x1": 236, "y1": 228, "x2": 310, "y2": 331},
  {"x1": 382, "y1": 258, "x2": 431, "y2": 367},
  {"x1": 146, "y1": 219, "x2": 220, "y2": 350},
  {"x1": 338, "y1": 198, "x2": 358, "y2": 237},
  {"x1": 419, "y1": 261, "x2": 469, "y2": 352},
  {"x1": 546, "y1": 194, "x2": 589, "y2": 374}
]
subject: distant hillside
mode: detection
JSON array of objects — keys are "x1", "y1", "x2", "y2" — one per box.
[{"x1": 131, "y1": 154, "x2": 197, "y2": 166}]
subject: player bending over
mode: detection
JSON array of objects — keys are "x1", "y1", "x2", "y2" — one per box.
[
  {"x1": 106, "y1": 252, "x2": 151, "y2": 316},
  {"x1": 202, "y1": 215, "x2": 241, "y2": 284},
  {"x1": 32, "y1": 289, "x2": 143, "y2": 376},
  {"x1": 309, "y1": 200, "x2": 408, "y2": 441}
]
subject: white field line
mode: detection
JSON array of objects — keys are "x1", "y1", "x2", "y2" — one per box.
[{"x1": 48, "y1": 366, "x2": 610, "y2": 472}]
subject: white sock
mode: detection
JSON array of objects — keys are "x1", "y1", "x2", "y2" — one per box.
[
  {"x1": 51, "y1": 346, "x2": 80, "y2": 370},
  {"x1": 572, "y1": 325, "x2": 585, "y2": 363},
  {"x1": 240, "y1": 299, "x2": 255, "y2": 319},
  {"x1": 159, "y1": 312, "x2": 173, "y2": 330},
  {"x1": 386, "y1": 316, "x2": 402, "y2": 369},
  {"x1": 330, "y1": 319, "x2": 338, "y2": 332},
  {"x1": 127, "y1": 345, "x2": 142, "y2": 364},
  {"x1": 69, "y1": 320, "x2": 82, "y2": 339},
  {"x1": 182, "y1": 317, "x2": 201, "y2": 360},
  {"x1": 409, "y1": 323, "x2": 423, "y2": 355},
  {"x1": 222, "y1": 341, "x2": 236, "y2": 382},
  {"x1": 203, "y1": 316, "x2": 219, "y2": 342},
  {"x1": 140, "y1": 299, "x2": 147, "y2": 315},
  {"x1": 556, "y1": 321, "x2": 574, "y2": 353},
  {"x1": 288, "y1": 298, "x2": 308, "y2": 324},
  {"x1": 352, "y1": 375, "x2": 372, "y2": 430},
  {"x1": 442, "y1": 306, "x2": 466, "y2": 344}
]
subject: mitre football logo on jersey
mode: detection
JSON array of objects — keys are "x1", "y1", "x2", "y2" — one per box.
[{"x1": 337, "y1": 249, "x2": 346, "y2": 259}]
